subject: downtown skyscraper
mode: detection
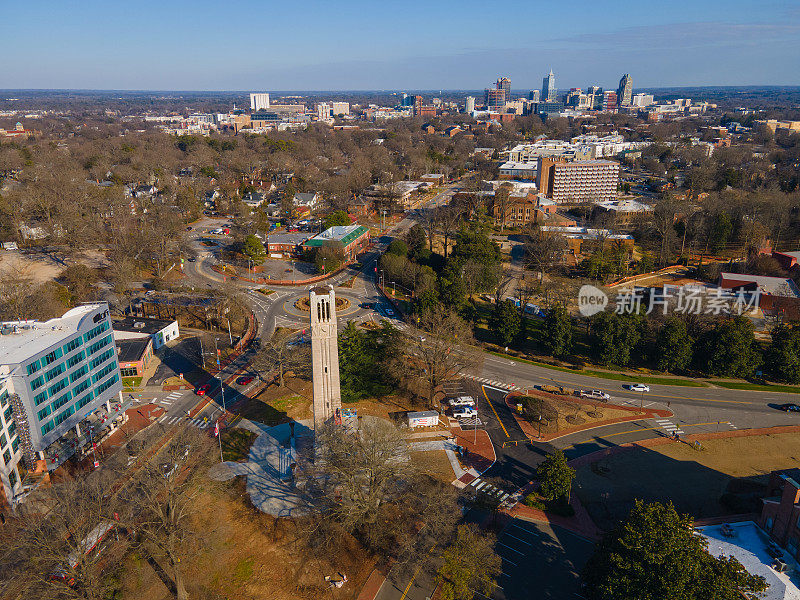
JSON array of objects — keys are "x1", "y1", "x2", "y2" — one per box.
[{"x1": 542, "y1": 69, "x2": 557, "y2": 102}]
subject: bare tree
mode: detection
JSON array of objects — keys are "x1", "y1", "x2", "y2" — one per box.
[
  {"x1": 3, "y1": 472, "x2": 128, "y2": 600},
  {"x1": 402, "y1": 307, "x2": 481, "y2": 407},
  {"x1": 523, "y1": 227, "x2": 568, "y2": 282},
  {"x1": 120, "y1": 426, "x2": 215, "y2": 600},
  {"x1": 252, "y1": 329, "x2": 311, "y2": 387}
]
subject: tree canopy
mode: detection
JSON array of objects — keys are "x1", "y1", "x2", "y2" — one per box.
[{"x1": 582, "y1": 501, "x2": 767, "y2": 600}]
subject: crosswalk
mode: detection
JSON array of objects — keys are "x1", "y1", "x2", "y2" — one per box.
[
  {"x1": 654, "y1": 418, "x2": 684, "y2": 435},
  {"x1": 159, "y1": 391, "x2": 185, "y2": 406},
  {"x1": 158, "y1": 414, "x2": 213, "y2": 429},
  {"x1": 457, "y1": 416, "x2": 484, "y2": 427},
  {"x1": 470, "y1": 476, "x2": 511, "y2": 502},
  {"x1": 460, "y1": 374, "x2": 520, "y2": 391}
]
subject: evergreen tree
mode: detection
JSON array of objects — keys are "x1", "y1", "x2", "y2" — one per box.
[
  {"x1": 767, "y1": 323, "x2": 800, "y2": 383},
  {"x1": 536, "y1": 450, "x2": 575, "y2": 502},
  {"x1": 700, "y1": 316, "x2": 761, "y2": 378},
  {"x1": 489, "y1": 299, "x2": 521, "y2": 346},
  {"x1": 583, "y1": 501, "x2": 766, "y2": 600},
  {"x1": 654, "y1": 317, "x2": 693, "y2": 372},
  {"x1": 544, "y1": 302, "x2": 573, "y2": 358}
]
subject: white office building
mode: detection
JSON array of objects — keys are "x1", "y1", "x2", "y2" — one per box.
[
  {"x1": 249, "y1": 93, "x2": 270, "y2": 111},
  {"x1": 0, "y1": 304, "x2": 125, "y2": 505},
  {"x1": 331, "y1": 102, "x2": 350, "y2": 116}
]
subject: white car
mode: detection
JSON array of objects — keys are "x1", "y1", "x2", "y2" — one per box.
[
  {"x1": 580, "y1": 389, "x2": 611, "y2": 400},
  {"x1": 449, "y1": 396, "x2": 475, "y2": 407},
  {"x1": 452, "y1": 407, "x2": 477, "y2": 419},
  {"x1": 624, "y1": 383, "x2": 650, "y2": 392}
]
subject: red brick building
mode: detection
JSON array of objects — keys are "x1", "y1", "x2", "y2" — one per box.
[{"x1": 759, "y1": 469, "x2": 800, "y2": 560}]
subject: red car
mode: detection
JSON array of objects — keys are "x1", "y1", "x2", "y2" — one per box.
[
  {"x1": 195, "y1": 384, "x2": 211, "y2": 396},
  {"x1": 236, "y1": 376, "x2": 254, "y2": 385}
]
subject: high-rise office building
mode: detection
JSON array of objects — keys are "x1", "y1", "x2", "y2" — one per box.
[
  {"x1": 497, "y1": 77, "x2": 511, "y2": 101},
  {"x1": 0, "y1": 303, "x2": 124, "y2": 503},
  {"x1": 465, "y1": 96, "x2": 475, "y2": 113},
  {"x1": 617, "y1": 74, "x2": 633, "y2": 106},
  {"x1": 485, "y1": 88, "x2": 506, "y2": 110},
  {"x1": 331, "y1": 102, "x2": 350, "y2": 116},
  {"x1": 528, "y1": 89, "x2": 541, "y2": 102},
  {"x1": 603, "y1": 90, "x2": 618, "y2": 111},
  {"x1": 249, "y1": 93, "x2": 270, "y2": 111},
  {"x1": 542, "y1": 69, "x2": 557, "y2": 102}
]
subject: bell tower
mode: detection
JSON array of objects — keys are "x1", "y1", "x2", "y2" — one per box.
[{"x1": 309, "y1": 286, "x2": 342, "y2": 429}]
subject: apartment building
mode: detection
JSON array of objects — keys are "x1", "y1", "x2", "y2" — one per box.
[
  {"x1": 0, "y1": 304, "x2": 124, "y2": 505},
  {"x1": 537, "y1": 157, "x2": 620, "y2": 203}
]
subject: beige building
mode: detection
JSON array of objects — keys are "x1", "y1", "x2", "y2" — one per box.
[{"x1": 537, "y1": 157, "x2": 619, "y2": 204}]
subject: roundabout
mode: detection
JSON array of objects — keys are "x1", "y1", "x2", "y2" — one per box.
[{"x1": 293, "y1": 295, "x2": 350, "y2": 312}]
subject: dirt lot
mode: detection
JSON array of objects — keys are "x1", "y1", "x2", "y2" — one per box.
[
  {"x1": 575, "y1": 432, "x2": 800, "y2": 531},
  {"x1": 410, "y1": 450, "x2": 458, "y2": 483},
  {"x1": 238, "y1": 377, "x2": 313, "y2": 425},
  {"x1": 121, "y1": 482, "x2": 376, "y2": 600}
]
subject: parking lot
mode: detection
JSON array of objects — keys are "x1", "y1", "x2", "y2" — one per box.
[{"x1": 488, "y1": 519, "x2": 594, "y2": 600}]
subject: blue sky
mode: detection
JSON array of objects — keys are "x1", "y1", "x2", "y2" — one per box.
[{"x1": 2, "y1": 0, "x2": 799, "y2": 90}]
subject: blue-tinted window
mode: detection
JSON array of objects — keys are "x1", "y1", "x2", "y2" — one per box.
[
  {"x1": 26, "y1": 360, "x2": 41, "y2": 375},
  {"x1": 33, "y1": 391, "x2": 48, "y2": 406},
  {"x1": 42, "y1": 348, "x2": 63, "y2": 366},
  {"x1": 4, "y1": 406, "x2": 13, "y2": 423},
  {"x1": 63, "y1": 337, "x2": 82, "y2": 355},
  {"x1": 41, "y1": 421, "x2": 54, "y2": 435},
  {"x1": 69, "y1": 366, "x2": 88, "y2": 383},
  {"x1": 37, "y1": 405, "x2": 52, "y2": 421},
  {"x1": 66, "y1": 351, "x2": 86, "y2": 369},
  {"x1": 51, "y1": 391, "x2": 72, "y2": 412},
  {"x1": 44, "y1": 363, "x2": 65, "y2": 383},
  {"x1": 30, "y1": 375, "x2": 45, "y2": 391},
  {"x1": 48, "y1": 378, "x2": 67, "y2": 398},
  {"x1": 76, "y1": 392, "x2": 93, "y2": 410},
  {"x1": 53, "y1": 406, "x2": 74, "y2": 427}
]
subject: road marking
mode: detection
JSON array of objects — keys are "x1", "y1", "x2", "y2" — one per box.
[
  {"x1": 500, "y1": 556, "x2": 518, "y2": 566},
  {"x1": 399, "y1": 545, "x2": 435, "y2": 600},
  {"x1": 497, "y1": 541, "x2": 524, "y2": 555},
  {"x1": 599, "y1": 421, "x2": 730, "y2": 439},
  {"x1": 482, "y1": 386, "x2": 510, "y2": 438},
  {"x1": 502, "y1": 531, "x2": 532, "y2": 545}
]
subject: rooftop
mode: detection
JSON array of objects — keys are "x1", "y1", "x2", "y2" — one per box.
[
  {"x1": 720, "y1": 273, "x2": 800, "y2": 298},
  {"x1": 116, "y1": 337, "x2": 151, "y2": 363},
  {"x1": 304, "y1": 224, "x2": 369, "y2": 248},
  {"x1": 0, "y1": 304, "x2": 106, "y2": 367},
  {"x1": 267, "y1": 232, "x2": 313, "y2": 245},
  {"x1": 697, "y1": 522, "x2": 800, "y2": 600},
  {"x1": 113, "y1": 316, "x2": 176, "y2": 336}
]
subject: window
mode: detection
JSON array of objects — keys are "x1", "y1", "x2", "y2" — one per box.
[
  {"x1": 73, "y1": 378, "x2": 90, "y2": 396},
  {"x1": 8, "y1": 469, "x2": 17, "y2": 488},
  {"x1": 66, "y1": 351, "x2": 85, "y2": 369},
  {"x1": 41, "y1": 421, "x2": 54, "y2": 435},
  {"x1": 88, "y1": 335, "x2": 112, "y2": 356},
  {"x1": 0, "y1": 390, "x2": 9, "y2": 408},
  {"x1": 69, "y1": 365, "x2": 88, "y2": 383},
  {"x1": 89, "y1": 348, "x2": 114, "y2": 370},
  {"x1": 48, "y1": 378, "x2": 67, "y2": 398},
  {"x1": 96, "y1": 373, "x2": 119, "y2": 395},
  {"x1": 53, "y1": 406, "x2": 74, "y2": 427},
  {"x1": 120, "y1": 367, "x2": 138, "y2": 378},
  {"x1": 26, "y1": 360, "x2": 41, "y2": 375},
  {"x1": 37, "y1": 406, "x2": 52, "y2": 421},
  {"x1": 83, "y1": 321, "x2": 109, "y2": 343},
  {"x1": 44, "y1": 363, "x2": 65, "y2": 382},
  {"x1": 33, "y1": 391, "x2": 48, "y2": 406},
  {"x1": 2, "y1": 449, "x2": 9, "y2": 465},
  {"x1": 42, "y1": 348, "x2": 63, "y2": 366},
  {"x1": 4, "y1": 406, "x2": 13, "y2": 423},
  {"x1": 63, "y1": 337, "x2": 82, "y2": 355},
  {"x1": 8, "y1": 422, "x2": 15, "y2": 436},
  {"x1": 51, "y1": 391, "x2": 72, "y2": 412},
  {"x1": 75, "y1": 392, "x2": 93, "y2": 410},
  {"x1": 0, "y1": 431, "x2": 6, "y2": 450},
  {"x1": 30, "y1": 375, "x2": 45, "y2": 391},
  {"x1": 92, "y1": 361, "x2": 117, "y2": 384}
]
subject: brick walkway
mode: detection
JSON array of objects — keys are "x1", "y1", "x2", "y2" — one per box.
[{"x1": 448, "y1": 423, "x2": 496, "y2": 474}]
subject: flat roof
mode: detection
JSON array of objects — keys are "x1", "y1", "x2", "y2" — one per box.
[
  {"x1": 116, "y1": 337, "x2": 151, "y2": 363},
  {"x1": 267, "y1": 232, "x2": 312, "y2": 245},
  {"x1": 113, "y1": 316, "x2": 176, "y2": 335},
  {"x1": 720, "y1": 273, "x2": 800, "y2": 298},
  {"x1": 0, "y1": 304, "x2": 105, "y2": 367},
  {"x1": 304, "y1": 225, "x2": 369, "y2": 248},
  {"x1": 697, "y1": 522, "x2": 800, "y2": 600}
]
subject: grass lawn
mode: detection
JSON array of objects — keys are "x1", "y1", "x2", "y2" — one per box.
[
  {"x1": 221, "y1": 428, "x2": 257, "y2": 462},
  {"x1": 574, "y1": 432, "x2": 800, "y2": 531},
  {"x1": 488, "y1": 351, "x2": 709, "y2": 387},
  {"x1": 122, "y1": 377, "x2": 143, "y2": 389},
  {"x1": 257, "y1": 289, "x2": 275, "y2": 296},
  {"x1": 711, "y1": 381, "x2": 800, "y2": 394}
]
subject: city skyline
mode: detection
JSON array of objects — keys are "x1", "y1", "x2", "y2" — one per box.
[{"x1": 2, "y1": 1, "x2": 799, "y2": 90}]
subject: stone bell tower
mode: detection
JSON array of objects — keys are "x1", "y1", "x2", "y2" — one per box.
[{"x1": 309, "y1": 286, "x2": 341, "y2": 429}]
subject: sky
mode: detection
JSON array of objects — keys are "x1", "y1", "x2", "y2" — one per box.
[{"x1": 2, "y1": 0, "x2": 800, "y2": 91}]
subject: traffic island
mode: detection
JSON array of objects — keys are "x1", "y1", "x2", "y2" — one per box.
[{"x1": 505, "y1": 390, "x2": 672, "y2": 443}]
